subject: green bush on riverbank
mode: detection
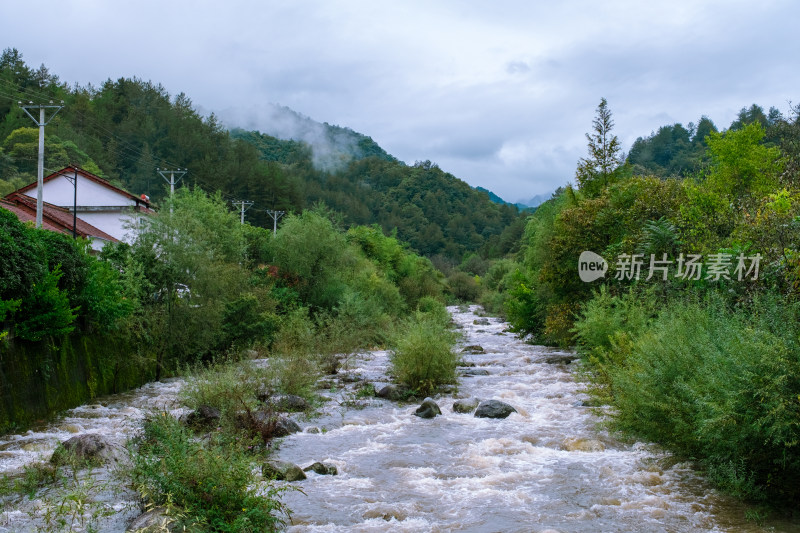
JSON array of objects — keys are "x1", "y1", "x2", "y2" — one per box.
[{"x1": 576, "y1": 292, "x2": 800, "y2": 503}]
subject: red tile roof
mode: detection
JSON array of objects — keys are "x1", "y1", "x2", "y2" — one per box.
[{"x1": 1, "y1": 193, "x2": 118, "y2": 243}]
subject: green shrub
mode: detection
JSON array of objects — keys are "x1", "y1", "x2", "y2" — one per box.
[
  {"x1": 572, "y1": 286, "x2": 659, "y2": 394},
  {"x1": 129, "y1": 414, "x2": 289, "y2": 532},
  {"x1": 14, "y1": 266, "x2": 78, "y2": 341},
  {"x1": 390, "y1": 312, "x2": 458, "y2": 395},
  {"x1": 446, "y1": 271, "x2": 481, "y2": 302},
  {"x1": 415, "y1": 296, "x2": 450, "y2": 326},
  {"x1": 608, "y1": 293, "x2": 800, "y2": 503}
]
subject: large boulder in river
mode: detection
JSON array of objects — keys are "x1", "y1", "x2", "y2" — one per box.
[
  {"x1": 303, "y1": 461, "x2": 338, "y2": 475},
  {"x1": 414, "y1": 398, "x2": 442, "y2": 418},
  {"x1": 50, "y1": 433, "x2": 125, "y2": 466},
  {"x1": 376, "y1": 384, "x2": 410, "y2": 401},
  {"x1": 263, "y1": 460, "x2": 306, "y2": 481},
  {"x1": 474, "y1": 400, "x2": 517, "y2": 419},
  {"x1": 452, "y1": 398, "x2": 480, "y2": 414},
  {"x1": 473, "y1": 318, "x2": 490, "y2": 325}
]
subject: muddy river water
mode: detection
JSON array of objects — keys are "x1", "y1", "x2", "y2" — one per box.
[{"x1": 0, "y1": 306, "x2": 795, "y2": 532}]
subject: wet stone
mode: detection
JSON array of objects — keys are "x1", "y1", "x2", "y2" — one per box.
[
  {"x1": 452, "y1": 398, "x2": 480, "y2": 414},
  {"x1": 376, "y1": 384, "x2": 410, "y2": 401},
  {"x1": 414, "y1": 398, "x2": 442, "y2": 418},
  {"x1": 263, "y1": 460, "x2": 306, "y2": 481},
  {"x1": 50, "y1": 433, "x2": 125, "y2": 466},
  {"x1": 473, "y1": 317, "x2": 490, "y2": 325},
  {"x1": 474, "y1": 400, "x2": 517, "y2": 419},
  {"x1": 274, "y1": 417, "x2": 302, "y2": 437},
  {"x1": 461, "y1": 368, "x2": 490, "y2": 376},
  {"x1": 461, "y1": 345, "x2": 485, "y2": 354},
  {"x1": 303, "y1": 461, "x2": 338, "y2": 475}
]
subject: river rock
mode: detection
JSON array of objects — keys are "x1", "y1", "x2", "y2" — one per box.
[
  {"x1": 303, "y1": 461, "x2": 338, "y2": 475},
  {"x1": 126, "y1": 507, "x2": 178, "y2": 532},
  {"x1": 273, "y1": 394, "x2": 309, "y2": 412},
  {"x1": 50, "y1": 433, "x2": 125, "y2": 466},
  {"x1": 457, "y1": 361, "x2": 476, "y2": 367},
  {"x1": 461, "y1": 368, "x2": 490, "y2": 376},
  {"x1": 414, "y1": 398, "x2": 442, "y2": 418},
  {"x1": 376, "y1": 384, "x2": 410, "y2": 401},
  {"x1": 435, "y1": 383, "x2": 457, "y2": 394},
  {"x1": 461, "y1": 345, "x2": 485, "y2": 354},
  {"x1": 274, "y1": 416, "x2": 302, "y2": 437},
  {"x1": 185, "y1": 405, "x2": 221, "y2": 428},
  {"x1": 474, "y1": 400, "x2": 517, "y2": 419},
  {"x1": 452, "y1": 398, "x2": 480, "y2": 413},
  {"x1": 262, "y1": 460, "x2": 306, "y2": 481},
  {"x1": 473, "y1": 318, "x2": 490, "y2": 325}
]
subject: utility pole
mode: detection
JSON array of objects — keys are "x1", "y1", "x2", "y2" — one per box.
[
  {"x1": 19, "y1": 100, "x2": 64, "y2": 228},
  {"x1": 266, "y1": 209, "x2": 285, "y2": 236},
  {"x1": 157, "y1": 168, "x2": 187, "y2": 214},
  {"x1": 232, "y1": 200, "x2": 254, "y2": 224}
]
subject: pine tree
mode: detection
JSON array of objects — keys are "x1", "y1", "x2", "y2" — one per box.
[{"x1": 576, "y1": 98, "x2": 621, "y2": 195}]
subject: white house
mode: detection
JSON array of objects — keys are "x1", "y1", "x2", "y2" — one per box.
[{"x1": 11, "y1": 165, "x2": 153, "y2": 248}]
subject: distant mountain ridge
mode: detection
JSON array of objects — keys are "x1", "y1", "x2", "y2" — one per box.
[{"x1": 475, "y1": 186, "x2": 550, "y2": 211}]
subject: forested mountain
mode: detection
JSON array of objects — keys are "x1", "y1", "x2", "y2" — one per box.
[
  {"x1": 0, "y1": 48, "x2": 522, "y2": 262},
  {"x1": 626, "y1": 104, "x2": 787, "y2": 177}
]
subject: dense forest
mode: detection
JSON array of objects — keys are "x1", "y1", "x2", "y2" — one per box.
[{"x1": 0, "y1": 48, "x2": 522, "y2": 264}]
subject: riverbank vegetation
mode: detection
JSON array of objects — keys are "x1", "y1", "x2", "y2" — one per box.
[
  {"x1": 1, "y1": 186, "x2": 448, "y2": 428},
  {"x1": 475, "y1": 100, "x2": 800, "y2": 509}
]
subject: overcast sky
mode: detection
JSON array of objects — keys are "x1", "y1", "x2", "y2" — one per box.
[{"x1": 3, "y1": 0, "x2": 799, "y2": 203}]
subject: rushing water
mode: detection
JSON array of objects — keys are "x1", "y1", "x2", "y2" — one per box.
[{"x1": 0, "y1": 305, "x2": 796, "y2": 532}]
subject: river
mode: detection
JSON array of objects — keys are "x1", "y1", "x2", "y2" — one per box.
[{"x1": 0, "y1": 305, "x2": 795, "y2": 532}]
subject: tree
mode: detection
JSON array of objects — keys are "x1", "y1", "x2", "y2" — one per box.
[{"x1": 576, "y1": 98, "x2": 622, "y2": 195}]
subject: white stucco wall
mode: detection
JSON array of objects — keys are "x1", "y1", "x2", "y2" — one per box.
[
  {"x1": 26, "y1": 174, "x2": 137, "y2": 207},
  {"x1": 77, "y1": 211, "x2": 142, "y2": 243}
]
